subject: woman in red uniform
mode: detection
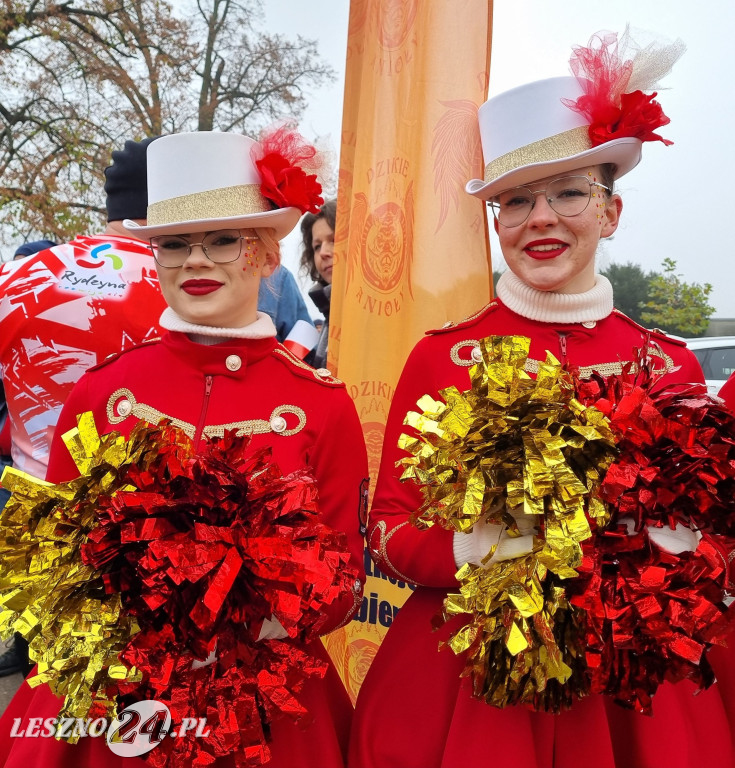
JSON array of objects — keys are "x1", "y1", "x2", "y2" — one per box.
[
  {"x1": 0, "y1": 130, "x2": 367, "y2": 768},
  {"x1": 350, "y1": 33, "x2": 735, "y2": 768}
]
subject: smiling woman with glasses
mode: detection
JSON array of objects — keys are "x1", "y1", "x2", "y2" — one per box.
[
  {"x1": 349, "y1": 31, "x2": 730, "y2": 768},
  {"x1": 0, "y1": 129, "x2": 368, "y2": 768}
]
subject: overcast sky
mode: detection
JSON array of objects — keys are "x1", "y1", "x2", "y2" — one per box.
[{"x1": 263, "y1": 0, "x2": 735, "y2": 319}]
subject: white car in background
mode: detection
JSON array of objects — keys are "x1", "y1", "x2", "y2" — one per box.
[{"x1": 685, "y1": 337, "x2": 735, "y2": 396}]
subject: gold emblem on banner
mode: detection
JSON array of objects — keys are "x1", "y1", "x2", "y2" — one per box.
[
  {"x1": 321, "y1": 623, "x2": 382, "y2": 706},
  {"x1": 350, "y1": 184, "x2": 414, "y2": 311},
  {"x1": 362, "y1": 420, "x2": 386, "y2": 495},
  {"x1": 344, "y1": 380, "x2": 394, "y2": 485},
  {"x1": 344, "y1": 637, "x2": 380, "y2": 701},
  {"x1": 376, "y1": 0, "x2": 418, "y2": 50},
  {"x1": 362, "y1": 201, "x2": 407, "y2": 293}
]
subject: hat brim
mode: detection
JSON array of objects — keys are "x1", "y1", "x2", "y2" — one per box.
[
  {"x1": 123, "y1": 206, "x2": 301, "y2": 241},
  {"x1": 465, "y1": 137, "x2": 642, "y2": 200}
]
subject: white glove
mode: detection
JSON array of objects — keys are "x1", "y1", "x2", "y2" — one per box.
[
  {"x1": 647, "y1": 522, "x2": 700, "y2": 554},
  {"x1": 453, "y1": 513, "x2": 537, "y2": 569},
  {"x1": 191, "y1": 614, "x2": 289, "y2": 668},
  {"x1": 257, "y1": 615, "x2": 289, "y2": 641},
  {"x1": 619, "y1": 517, "x2": 701, "y2": 555},
  {"x1": 191, "y1": 642, "x2": 217, "y2": 670}
]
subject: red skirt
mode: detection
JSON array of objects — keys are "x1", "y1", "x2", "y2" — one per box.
[
  {"x1": 0, "y1": 642, "x2": 352, "y2": 768},
  {"x1": 349, "y1": 588, "x2": 735, "y2": 768}
]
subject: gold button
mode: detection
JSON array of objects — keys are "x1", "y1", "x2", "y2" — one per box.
[
  {"x1": 315, "y1": 367, "x2": 332, "y2": 378},
  {"x1": 270, "y1": 415, "x2": 287, "y2": 433},
  {"x1": 116, "y1": 399, "x2": 132, "y2": 417},
  {"x1": 471, "y1": 346, "x2": 483, "y2": 363},
  {"x1": 225, "y1": 355, "x2": 242, "y2": 371},
  {"x1": 582, "y1": 321, "x2": 596, "y2": 329}
]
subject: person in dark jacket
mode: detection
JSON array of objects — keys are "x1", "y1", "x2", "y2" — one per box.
[
  {"x1": 12, "y1": 239, "x2": 57, "y2": 260},
  {"x1": 300, "y1": 199, "x2": 336, "y2": 369}
]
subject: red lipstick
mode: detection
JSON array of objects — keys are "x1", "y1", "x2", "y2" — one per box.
[
  {"x1": 523, "y1": 238, "x2": 568, "y2": 260},
  {"x1": 181, "y1": 279, "x2": 223, "y2": 295}
]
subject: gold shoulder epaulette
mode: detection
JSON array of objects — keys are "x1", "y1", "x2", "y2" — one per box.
[
  {"x1": 88, "y1": 337, "x2": 162, "y2": 372},
  {"x1": 611, "y1": 310, "x2": 688, "y2": 348},
  {"x1": 272, "y1": 346, "x2": 344, "y2": 386},
  {"x1": 427, "y1": 300, "x2": 498, "y2": 335}
]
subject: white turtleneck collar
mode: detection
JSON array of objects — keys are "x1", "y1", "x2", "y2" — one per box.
[
  {"x1": 496, "y1": 271, "x2": 614, "y2": 324},
  {"x1": 159, "y1": 308, "x2": 277, "y2": 345}
]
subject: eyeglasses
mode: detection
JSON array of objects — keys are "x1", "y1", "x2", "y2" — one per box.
[
  {"x1": 149, "y1": 229, "x2": 256, "y2": 268},
  {"x1": 487, "y1": 176, "x2": 611, "y2": 228}
]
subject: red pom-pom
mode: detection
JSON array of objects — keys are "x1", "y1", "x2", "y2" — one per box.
[
  {"x1": 81, "y1": 424, "x2": 357, "y2": 766},
  {"x1": 571, "y1": 353, "x2": 735, "y2": 712}
]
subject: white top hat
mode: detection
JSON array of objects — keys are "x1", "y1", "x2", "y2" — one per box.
[
  {"x1": 466, "y1": 77, "x2": 642, "y2": 200},
  {"x1": 124, "y1": 132, "x2": 304, "y2": 240}
]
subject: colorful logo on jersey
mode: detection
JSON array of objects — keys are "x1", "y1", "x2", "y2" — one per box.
[{"x1": 75, "y1": 243, "x2": 124, "y2": 270}]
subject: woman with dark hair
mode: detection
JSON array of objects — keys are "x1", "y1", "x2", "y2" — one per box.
[{"x1": 300, "y1": 199, "x2": 336, "y2": 370}]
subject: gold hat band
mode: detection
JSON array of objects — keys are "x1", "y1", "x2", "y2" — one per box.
[
  {"x1": 147, "y1": 184, "x2": 271, "y2": 226},
  {"x1": 484, "y1": 126, "x2": 593, "y2": 184}
]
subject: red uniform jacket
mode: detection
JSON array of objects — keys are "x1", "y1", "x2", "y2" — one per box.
[{"x1": 0, "y1": 332, "x2": 367, "y2": 768}]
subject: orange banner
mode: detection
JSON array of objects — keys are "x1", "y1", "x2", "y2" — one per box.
[{"x1": 321, "y1": 0, "x2": 494, "y2": 703}]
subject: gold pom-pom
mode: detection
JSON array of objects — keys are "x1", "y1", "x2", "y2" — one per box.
[
  {"x1": 0, "y1": 413, "x2": 159, "y2": 734},
  {"x1": 400, "y1": 336, "x2": 618, "y2": 710}
]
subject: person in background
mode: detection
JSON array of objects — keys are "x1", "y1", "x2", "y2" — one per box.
[
  {"x1": 349, "y1": 31, "x2": 732, "y2": 768},
  {"x1": 12, "y1": 239, "x2": 57, "y2": 261},
  {"x1": 0, "y1": 138, "x2": 166, "y2": 681},
  {"x1": 300, "y1": 199, "x2": 336, "y2": 369},
  {"x1": 0, "y1": 235, "x2": 58, "y2": 487},
  {"x1": 0, "y1": 384, "x2": 10, "y2": 509},
  {"x1": 0, "y1": 385, "x2": 28, "y2": 679},
  {"x1": 258, "y1": 263, "x2": 315, "y2": 343},
  {"x1": 0, "y1": 238, "x2": 58, "y2": 677},
  {"x1": 0, "y1": 136, "x2": 167, "y2": 481}
]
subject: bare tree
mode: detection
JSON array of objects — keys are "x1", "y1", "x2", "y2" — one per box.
[
  {"x1": 194, "y1": 0, "x2": 333, "y2": 132},
  {"x1": 0, "y1": 0, "x2": 334, "y2": 246},
  {"x1": 0, "y1": 1, "x2": 194, "y2": 240}
]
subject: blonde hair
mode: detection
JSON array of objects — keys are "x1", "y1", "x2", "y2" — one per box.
[{"x1": 254, "y1": 227, "x2": 281, "y2": 266}]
